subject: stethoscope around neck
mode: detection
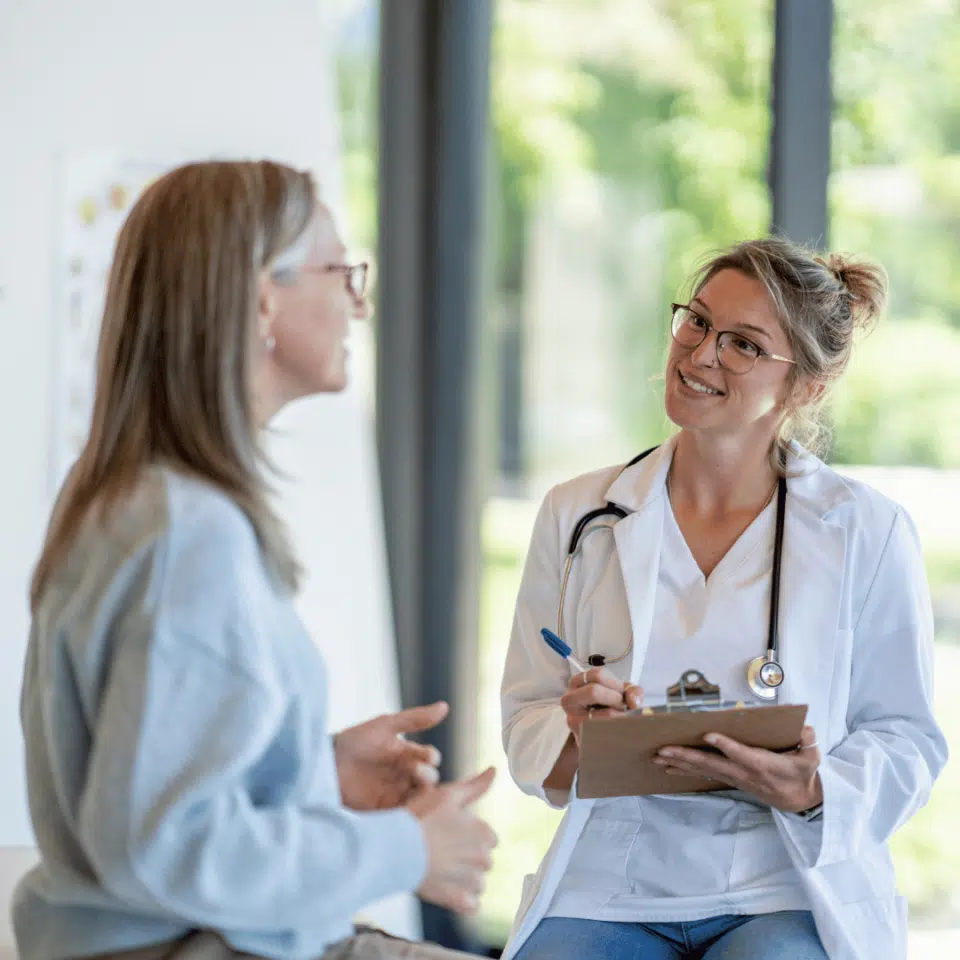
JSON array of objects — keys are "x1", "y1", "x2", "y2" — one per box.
[{"x1": 558, "y1": 447, "x2": 787, "y2": 702}]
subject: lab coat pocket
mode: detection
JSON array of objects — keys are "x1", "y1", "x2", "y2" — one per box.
[
  {"x1": 564, "y1": 802, "x2": 642, "y2": 891},
  {"x1": 825, "y1": 628, "x2": 854, "y2": 734},
  {"x1": 729, "y1": 808, "x2": 797, "y2": 890}
]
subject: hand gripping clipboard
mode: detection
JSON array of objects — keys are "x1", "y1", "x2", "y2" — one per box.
[{"x1": 577, "y1": 670, "x2": 807, "y2": 799}]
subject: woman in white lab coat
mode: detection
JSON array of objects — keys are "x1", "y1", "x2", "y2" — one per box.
[{"x1": 500, "y1": 239, "x2": 948, "y2": 960}]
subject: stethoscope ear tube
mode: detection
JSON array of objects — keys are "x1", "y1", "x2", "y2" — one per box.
[
  {"x1": 560, "y1": 504, "x2": 628, "y2": 643},
  {"x1": 566, "y1": 504, "x2": 628, "y2": 557},
  {"x1": 766, "y1": 478, "x2": 788, "y2": 660}
]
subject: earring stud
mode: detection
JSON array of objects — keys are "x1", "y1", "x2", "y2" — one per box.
[{"x1": 264, "y1": 333, "x2": 276, "y2": 351}]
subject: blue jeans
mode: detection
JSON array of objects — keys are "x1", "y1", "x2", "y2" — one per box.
[{"x1": 513, "y1": 912, "x2": 827, "y2": 959}]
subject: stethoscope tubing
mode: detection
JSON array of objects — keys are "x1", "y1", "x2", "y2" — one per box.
[{"x1": 559, "y1": 447, "x2": 787, "y2": 694}]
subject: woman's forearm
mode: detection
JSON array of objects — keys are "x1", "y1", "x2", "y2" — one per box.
[{"x1": 543, "y1": 733, "x2": 579, "y2": 792}]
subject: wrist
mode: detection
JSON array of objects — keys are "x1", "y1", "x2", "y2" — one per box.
[{"x1": 787, "y1": 773, "x2": 823, "y2": 815}]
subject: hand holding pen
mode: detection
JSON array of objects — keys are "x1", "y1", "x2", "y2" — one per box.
[{"x1": 541, "y1": 628, "x2": 643, "y2": 745}]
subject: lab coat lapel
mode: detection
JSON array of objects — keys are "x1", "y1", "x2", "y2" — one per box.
[
  {"x1": 604, "y1": 440, "x2": 675, "y2": 687},
  {"x1": 776, "y1": 494, "x2": 847, "y2": 739},
  {"x1": 612, "y1": 503, "x2": 665, "y2": 686}
]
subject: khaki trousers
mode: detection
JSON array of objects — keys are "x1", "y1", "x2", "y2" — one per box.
[{"x1": 94, "y1": 928, "x2": 485, "y2": 960}]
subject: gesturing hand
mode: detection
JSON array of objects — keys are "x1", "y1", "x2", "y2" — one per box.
[
  {"x1": 334, "y1": 701, "x2": 447, "y2": 811},
  {"x1": 653, "y1": 725, "x2": 823, "y2": 814},
  {"x1": 409, "y1": 767, "x2": 498, "y2": 916}
]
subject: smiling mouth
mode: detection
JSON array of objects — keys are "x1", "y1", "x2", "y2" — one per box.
[{"x1": 678, "y1": 369, "x2": 724, "y2": 396}]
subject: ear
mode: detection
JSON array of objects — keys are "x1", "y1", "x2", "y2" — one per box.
[
  {"x1": 788, "y1": 375, "x2": 825, "y2": 410},
  {"x1": 802, "y1": 379, "x2": 826, "y2": 406},
  {"x1": 257, "y1": 270, "x2": 279, "y2": 340}
]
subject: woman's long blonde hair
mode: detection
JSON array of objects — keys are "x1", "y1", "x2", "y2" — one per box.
[{"x1": 31, "y1": 160, "x2": 317, "y2": 609}]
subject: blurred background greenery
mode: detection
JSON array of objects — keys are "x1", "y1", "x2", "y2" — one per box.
[{"x1": 332, "y1": 0, "x2": 960, "y2": 945}]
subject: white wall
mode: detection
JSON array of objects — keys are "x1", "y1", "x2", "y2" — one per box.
[{"x1": 0, "y1": 0, "x2": 413, "y2": 938}]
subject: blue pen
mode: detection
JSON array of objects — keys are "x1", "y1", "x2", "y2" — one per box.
[{"x1": 540, "y1": 627, "x2": 590, "y2": 675}]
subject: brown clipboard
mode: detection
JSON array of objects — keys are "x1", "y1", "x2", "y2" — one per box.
[{"x1": 577, "y1": 695, "x2": 807, "y2": 799}]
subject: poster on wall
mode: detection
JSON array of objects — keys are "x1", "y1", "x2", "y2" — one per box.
[{"x1": 51, "y1": 153, "x2": 172, "y2": 493}]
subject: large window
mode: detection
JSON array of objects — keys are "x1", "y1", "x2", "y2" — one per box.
[
  {"x1": 328, "y1": 0, "x2": 379, "y2": 408},
  {"x1": 329, "y1": 0, "x2": 379, "y2": 257},
  {"x1": 830, "y1": 0, "x2": 960, "y2": 943},
  {"x1": 476, "y1": 0, "x2": 775, "y2": 942}
]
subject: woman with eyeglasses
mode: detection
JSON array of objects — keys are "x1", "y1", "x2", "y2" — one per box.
[
  {"x1": 16, "y1": 160, "x2": 497, "y2": 960},
  {"x1": 500, "y1": 239, "x2": 946, "y2": 960}
]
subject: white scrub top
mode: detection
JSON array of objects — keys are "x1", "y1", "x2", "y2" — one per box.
[{"x1": 546, "y1": 493, "x2": 812, "y2": 923}]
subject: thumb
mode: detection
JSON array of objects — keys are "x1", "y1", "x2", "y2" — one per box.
[
  {"x1": 390, "y1": 701, "x2": 449, "y2": 735},
  {"x1": 449, "y1": 766, "x2": 496, "y2": 807},
  {"x1": 624, "y1": 685, "x2": 644, "y2": 711}
]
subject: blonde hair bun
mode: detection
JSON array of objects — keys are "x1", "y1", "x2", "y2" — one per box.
[{"x1": 816, "y1": 253, "x2": 888, "y2": 333}]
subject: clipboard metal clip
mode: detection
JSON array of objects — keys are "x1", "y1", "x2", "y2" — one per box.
[
  {"x1": 637, "y1": 670, "x2": 751, "y2": 715},
  {"x1": 666, "y1": 670, "x2": 721, "y2": 710}
]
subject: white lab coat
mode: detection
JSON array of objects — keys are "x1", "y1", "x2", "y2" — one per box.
[{"x1": 500, "y1": 439, "x2": 948, "y2": 960}]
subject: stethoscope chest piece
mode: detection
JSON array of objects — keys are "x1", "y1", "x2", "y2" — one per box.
[{"x1": 746, "y1": 655, "x2": 784, "y2": 701}]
